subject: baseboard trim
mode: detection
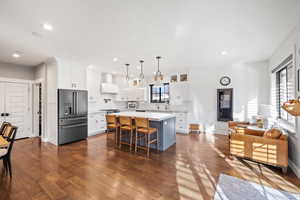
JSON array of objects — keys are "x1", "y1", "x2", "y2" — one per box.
[
  {"x1": 41, "y1": 137, "x2": 49, "y2": 142},
  {"x1": 289, "y1": 159, "x2": 300, "y2": 178}
]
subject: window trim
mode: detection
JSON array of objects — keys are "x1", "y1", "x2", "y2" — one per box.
[
  {"x1": 275, "y1": 60, "x2": 295, "y2": 126},
  {"x1": 276, "y1": 66, "x2": 287, "y2": 119},
  {"x1": 149, "y1": 83, "x2": 170, "y2": 103}
]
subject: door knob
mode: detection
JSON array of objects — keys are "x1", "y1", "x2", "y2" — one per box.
[
  {"x1": 0, "y1": 113, "x2": 4, "y2": 117},
  {"x1": 5, "y1": 113, "x2": 9, "y2": 116}
]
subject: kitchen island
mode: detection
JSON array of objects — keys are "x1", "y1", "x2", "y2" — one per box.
[{"x1": 113, "y1": 111, "x2": 176, "y2": 151}]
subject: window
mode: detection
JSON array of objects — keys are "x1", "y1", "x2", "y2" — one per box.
[
  {"x1": 150, "y1": 83, "x2": 169, "y2": 103},
  {"x1": 276, "y1": 61, "x2": 295, "y2": 125}
]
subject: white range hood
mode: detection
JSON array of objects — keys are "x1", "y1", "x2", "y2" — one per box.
[{"x1": 101, "y1": 73, "x2": 119, "y2": 94}]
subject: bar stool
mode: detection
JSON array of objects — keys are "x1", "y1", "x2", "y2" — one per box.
[
  {"x1": 105, "y1": 115, "x2": 120, "y2": 145},
  {"x1": 135, "y1": 117, "x2": 159, "y2": 157},
  {"x1": 119, "y1": 116, "x2": 135, "y2": 151}
]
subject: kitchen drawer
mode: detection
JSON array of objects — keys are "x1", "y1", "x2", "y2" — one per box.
[
  {"x1": 98, "y1": 124, "x2": 106, "y2": 130},
  {"x1": 94, "y1": 113, "x2": 106, "y2": 118},
  {"x1": 174, "y1": 112, "x2": 186, "y2": 118},
  {"x1": 96, "y1": 118, "x2": 106, "y2": 124},
  {"x1": 176, "y1": 117, "x2": 186, "y2": 124},
  {"x1": 176, "y1": 128, "x2": 188, "y2": 134},
  {"x1": 176, "y1": 123, "x2": 187, "y2": 130}
]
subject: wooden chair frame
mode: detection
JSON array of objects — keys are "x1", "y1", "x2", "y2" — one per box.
[
  {"x1": 106, "y1": 115, "x2": 120, "y2": 145},
  {"x1": 1, "y1": 125, "x2": 18, "y2": 177},
  {"x1": 119, "y1": 116, "x2": 135, "y2": 151},
  {"x1": 134, "y1": 117, "x2": 159, "y2": 157},
  {"x1": 0, "y1": 122, "x2": 12, "y2": 138}
]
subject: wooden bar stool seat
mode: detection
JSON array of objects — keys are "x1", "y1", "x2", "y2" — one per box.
[
  {"x1": 136, "y1": 127, "x2": 157, "y2": 134},
  {"x1": 106, "y1": 115, "x2": 120, "y2": 145},
  {"x1": 107, "y1": 123, "x2": 119, "y2": 129},
  {"x1": 135, "y1": 117, "x2": 159, "y2": 157},
  {"x1": 120, "y1": 125, "x2": 135, "y2": 131},
  {"x1": 119, "y1": 116, "x2": 135, "y2": 151}
]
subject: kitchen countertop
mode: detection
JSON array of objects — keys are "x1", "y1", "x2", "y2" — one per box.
[
  {"x1": 88, "y1": 110, "x2": 107, "y2": 114},
  {"x1": 113, "y1": 111, "x2": 175, "y2": 121},
  {"x1": 89, "y1": 109, "x2": 188, "y2": 114},
  {"x1": 88, "y1": 108, "x2": 127, "y2": 114},
  {"x1": 136, "y1": 109, "x2": 188, "y2": 113}
]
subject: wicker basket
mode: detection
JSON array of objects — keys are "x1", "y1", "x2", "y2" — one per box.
[{"x1": 282, "y1": 100, "x2": 300, "y2": 116}]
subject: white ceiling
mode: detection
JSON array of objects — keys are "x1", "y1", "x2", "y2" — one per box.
[{"x1": 1, "y1": 0, "x2": 300, "y2": 74}]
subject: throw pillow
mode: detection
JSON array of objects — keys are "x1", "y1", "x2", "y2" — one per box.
[{"x1": 263, "y1": 128, "x2": 283, "y2": 139}]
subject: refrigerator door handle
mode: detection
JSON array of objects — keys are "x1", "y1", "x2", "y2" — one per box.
[
  {"x1": 75, "y1": 92, "x2": 78, "y2": 115},
  {"x1": 72, "y1": 92, "x2": 75, "y2": 115}
]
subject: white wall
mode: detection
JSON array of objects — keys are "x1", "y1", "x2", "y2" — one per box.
[
  {"x1": 45, "y1": 58, "x2": 58, "y2": 145},
  {"x1": 33, "y1": 59, "x2": 58, "y2": 145},
  {"x1": 188, "y1": 61, "x2": 270, "y2": 133},
  {"x1": 269, "y1": 20, "x2": 300, "y2": 178},
  {"x1": 34, "y1": 63, "x2": 46, "y2": 81},
  {"x1": 0, "y1": 61, "x2": 35, "y2": 80}
]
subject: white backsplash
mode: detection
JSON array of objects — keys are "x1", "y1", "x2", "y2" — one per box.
[
  {"x1": 88, "y1": 99, "x2": 127, "y2": 112},
  {"x1": 138, "y1": 102, "x2": 191, "y2": 112}
]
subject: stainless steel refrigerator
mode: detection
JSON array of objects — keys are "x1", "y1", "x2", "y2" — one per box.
[{"x1": 58, "y1": 89, "x2": 88, "y2": 145}]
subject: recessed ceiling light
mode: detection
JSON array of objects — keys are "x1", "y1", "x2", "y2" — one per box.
[
  {"x1": 113, "y1": 57, "x2": 118, "y2": 62},
  {"x1": 43, "y1": 23, "x2": 53, "y2": 31},
  {"x1": 12, "y1": 52, "x2": 21, "y2": 58},
  {"x1": 221, "y1": 51, "x2": 228, "y2": 55},
  {"x1": 88, "y1": 65, "x2": 94, "y2": 69}
]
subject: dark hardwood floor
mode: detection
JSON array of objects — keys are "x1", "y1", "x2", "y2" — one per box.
[{"x1": 1, "y1": 133, "x2": 300, "y2": 200}]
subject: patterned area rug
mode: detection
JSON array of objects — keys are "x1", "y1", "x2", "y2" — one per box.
[{"x1": 214, "y1": 174, "x2": 300, "y2": 200}]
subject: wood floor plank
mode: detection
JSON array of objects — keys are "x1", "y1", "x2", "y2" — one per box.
[{"x1": 0, "y1": 133, "x2": 299, "y2": 200}]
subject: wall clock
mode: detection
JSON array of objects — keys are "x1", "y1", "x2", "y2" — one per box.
[{"x1": 220, "y1": 76, "x2": 231, "y2": 86}]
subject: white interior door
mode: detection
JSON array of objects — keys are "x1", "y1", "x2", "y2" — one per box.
[{"x1": 2, "y1": 82, "x2": 31, "y2": 139}]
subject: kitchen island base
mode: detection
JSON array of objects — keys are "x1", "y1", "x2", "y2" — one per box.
[{"x1": 113, "y1": 112, "x2": 176, "y2": 152}]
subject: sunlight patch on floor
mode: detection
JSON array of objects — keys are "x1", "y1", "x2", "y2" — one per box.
[{"x1": 176, "y1": 159, "x2": 203, "y2": 200}]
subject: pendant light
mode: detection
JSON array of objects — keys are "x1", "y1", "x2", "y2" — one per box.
[
  {"x1": 139, "y1": 60, "x2": 145, "y2": 80},
  {"x1": 125, "y1": 63, "x2": 130, "y2": 81},
  {"x1": 154, "y1": 56, "x2": 163, "y2": 84},
  {"x1": 138, "y1": 60, "x2": 145, "y2": 87}
]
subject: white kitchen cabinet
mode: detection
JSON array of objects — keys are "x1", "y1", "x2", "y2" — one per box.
[
  {"x1": 101, "y1": 83, "x2": 119, "y2": 94},
  {"x1": 87, "y1": 68, "x2": 99, "y2": 102},
  {"x1": 88, "y1": 112, "x2": 106, "y2": 136},
  {"x1": 170, "y1": 82, "x2": 190, "y2": 105},
  {"x1": 116, "y1": 88, "x2": 147, "y2": 102},
  {"x1": 135, "y1": 88, "x2": 147, "y2": 101},
  {"x1": 173, "y1": 112, "x2": 188, "y2": 134},
  {"x1": 116, "y1": 89, "x2": 129, "y2": 101},
  {"x1": 57, "y1": 58, "x2": 87, "y2": 90}
]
